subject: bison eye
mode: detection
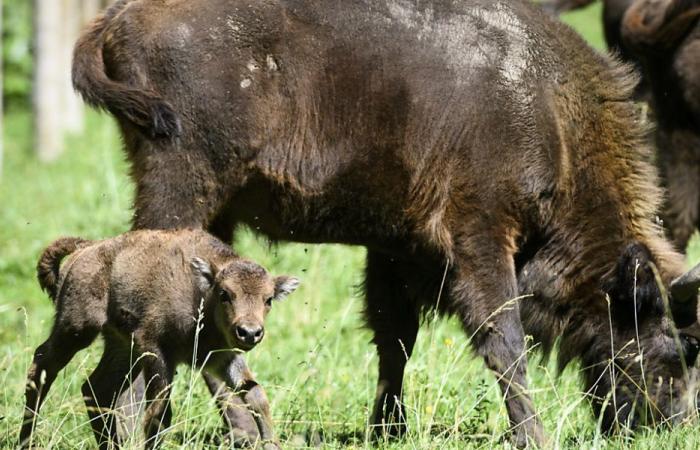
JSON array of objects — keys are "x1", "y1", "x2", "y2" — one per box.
[
  {"x1": 265, "y1": 297, "x2": 273, "y2": 307},
  {"x1": 219, "y1": 289, "x2": 232, "y2": 303},
  {"x1": 681, "y1": 334, "x2": 700, "y2": 366}
]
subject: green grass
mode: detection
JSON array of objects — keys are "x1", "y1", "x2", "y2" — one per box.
[{"x1": 2, "y1": 5, "x2": 700, "y2": 449}]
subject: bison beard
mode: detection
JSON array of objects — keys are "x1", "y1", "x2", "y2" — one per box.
[{"x1": 71, "y1": 0, "x2": 700, "y2": 446}]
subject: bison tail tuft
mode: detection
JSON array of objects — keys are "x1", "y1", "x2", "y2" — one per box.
[
  {"x1": 72, "y1": 5, "x2": 181, "y2": 140},
  {"x1": 102, "y1": 86, "x2": 182, "y2": 139},
  {"x1": 37, "y1": 237, "x2": 91, "y2": 302}
]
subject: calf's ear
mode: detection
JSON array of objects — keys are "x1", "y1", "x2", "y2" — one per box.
[
  {"x1": 606, "y1": 242, "x2": 661, "y2": 325},
  {"x1": 191, "y1": 257, "x2": 216, "y2": 292},
  {"x1": 273, "y1": 276, "x2": 301, "y2": 300}
]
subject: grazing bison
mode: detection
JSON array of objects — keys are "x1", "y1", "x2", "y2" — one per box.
[
  {"x1": 73, "y1": 0, "x2": 700, "y2": 445},
  {"x1": 622, "y1": 0, "x2": 700, "y2": 251},
  {"x1": 20, "y1": 229, "x2": 298, "y2": 449}
]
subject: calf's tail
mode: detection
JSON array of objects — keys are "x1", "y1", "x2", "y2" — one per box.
[
  {"x1": 37, "y1": 237, "x2": 91, "y2": 302},
  {"x1": 72, "y1": 0, "x2": 181, "y2": 139}
]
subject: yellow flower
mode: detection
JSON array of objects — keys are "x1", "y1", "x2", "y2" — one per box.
[{"x1": 444, "y1": 337, "x2": 454, "y2": 347}]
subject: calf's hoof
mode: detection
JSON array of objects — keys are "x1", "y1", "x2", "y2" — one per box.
[{"x1": 512, "y1": 422, "x2": 546, "y2": 448}]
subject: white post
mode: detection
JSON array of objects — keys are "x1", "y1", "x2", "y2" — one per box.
[
  {"x1": 81, "y1": 0, "x2": 103, "y2": 24},
  {"x1": 62, "y1": 0, "x2": 84, "y2": 134},
  {"x1": 34, "y1": 0, "x2": 65, "y2": 161}
]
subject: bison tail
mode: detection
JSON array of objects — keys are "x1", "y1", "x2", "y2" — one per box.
[
  {"x1": 72, "y1": 5, "x2": 181, "y2": 139},
  {"x1": 37, "y1": 237, "x2": 91, "y2": 302}
]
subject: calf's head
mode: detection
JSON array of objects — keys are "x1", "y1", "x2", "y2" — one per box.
[
  {"x1": 191, "y1": 257, "x2": 300, "y2": 350},
  {"x1": 596, "y1": 243, "x2": 700, "y2": 431}
]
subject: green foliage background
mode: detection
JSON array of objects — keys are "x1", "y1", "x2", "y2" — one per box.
[{"x1": 2, "y1": 0, "x2": 33, "y2": 107}]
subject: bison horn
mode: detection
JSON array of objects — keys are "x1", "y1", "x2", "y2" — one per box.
[
  {"x1": 670, "y1": 262, "x2": 700, "y2": 304},
  {"x1": 670, "y1": 263, "x2": 700, "y2": 328}
]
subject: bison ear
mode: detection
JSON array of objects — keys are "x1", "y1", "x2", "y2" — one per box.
[
  {"x1": 606, "y1": 243, "x2": 661, "y2": 325},
  {"x1": 273, "y1": 276, "x2": 300, "y2": 301},
  {"x1": 191, "y1": 257, "x2": 216, "y2": 292}
]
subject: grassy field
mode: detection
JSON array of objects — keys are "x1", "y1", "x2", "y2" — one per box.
[{"x1": 3, "y1": 4, "x2": 700, "y2": 449}]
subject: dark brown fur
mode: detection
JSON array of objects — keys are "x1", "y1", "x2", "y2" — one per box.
[
  {"x1": 622, "y1": 0, "x2": 700, "y2": 251},
  {"x1": 20, "y1": 229, "x2": 298, "y2": 450},
  {"x1": 542, "y1": 0, "x2": 645, "y2": 95},
  {"x1": 72, "y1": 0, "x2": 700, "y2": 445},
  {"x1": 72, "y1": 0, "x2": 180, "y2": 138},
  {"x1": 547, "y1": 0, "x2": 700, "y2": 250},
  {"x1": 541, "y1": 0, "x2": 634, "y2": 56}
]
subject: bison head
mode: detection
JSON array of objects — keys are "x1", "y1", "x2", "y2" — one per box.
[{"x1": 592, "y1": 242, "x2": 700, "y2": 432}]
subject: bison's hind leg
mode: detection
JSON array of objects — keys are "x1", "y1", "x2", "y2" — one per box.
[{"x1": 363, "y1": 251, "x2": 421, "y2": 438}]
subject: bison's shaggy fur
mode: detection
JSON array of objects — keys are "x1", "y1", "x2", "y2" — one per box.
[{"x1": 72, "y1": 0, "x2": 700, "y2": 445}]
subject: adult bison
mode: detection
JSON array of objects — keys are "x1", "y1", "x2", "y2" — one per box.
[
  {"x1": 73, "y1": 0, "x2": 700, "y2": 445},
  {"x1": 622, "y1": 0, "x2": 700, "y2": 251}
]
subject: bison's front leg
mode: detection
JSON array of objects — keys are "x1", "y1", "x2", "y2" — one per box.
[
  {"x1": 451, "y1": 235, "x2": 544, "y2": 448},
  {"x1": 364, "y1": 251, "x2": 420, "y2": 438}
]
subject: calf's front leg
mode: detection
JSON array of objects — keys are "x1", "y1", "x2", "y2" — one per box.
[
  {"x1": 203, "y1": 371, "x2": 261, "y2": 447},
  {"x1": 220, "y1": 355, "x2": 279, "y2": 450}
]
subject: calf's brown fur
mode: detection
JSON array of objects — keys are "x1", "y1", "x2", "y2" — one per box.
[
  {"x1": 73, "y1": 0, "x2": 700, "y2": 445},
  {"x1": 20, "y1": 229, "x2": 299, "y2": 450}
]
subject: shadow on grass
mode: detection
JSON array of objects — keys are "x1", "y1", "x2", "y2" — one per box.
[{"x1": 282, "y1": 423, "x2": 502, "y2": 447}]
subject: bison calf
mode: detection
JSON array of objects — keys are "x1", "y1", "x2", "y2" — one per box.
[{"x1": 19, "y1": 229, "x2": 299, "y2": 450}]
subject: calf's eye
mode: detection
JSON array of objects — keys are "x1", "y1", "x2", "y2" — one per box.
[
  {"x1": 219, "y1": 289, "x2": 232, "y2": 303},
  {"x1": 265, "y1": 297, "x2": 273, "y2": 307}
]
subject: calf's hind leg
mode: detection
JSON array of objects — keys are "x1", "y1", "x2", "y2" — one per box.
[
  {"x1": 19, "y1": 326, "x2": 98, "y2": 447},
  {"x1": 451, "y1": 233, "x2": 544, "y2": 447},
  {"x1": 82, "y1": 334, "x2": 136, "y2": 450},
  {"x1": 364, "y1": 251, "x2": 420, "y2": 437}
]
